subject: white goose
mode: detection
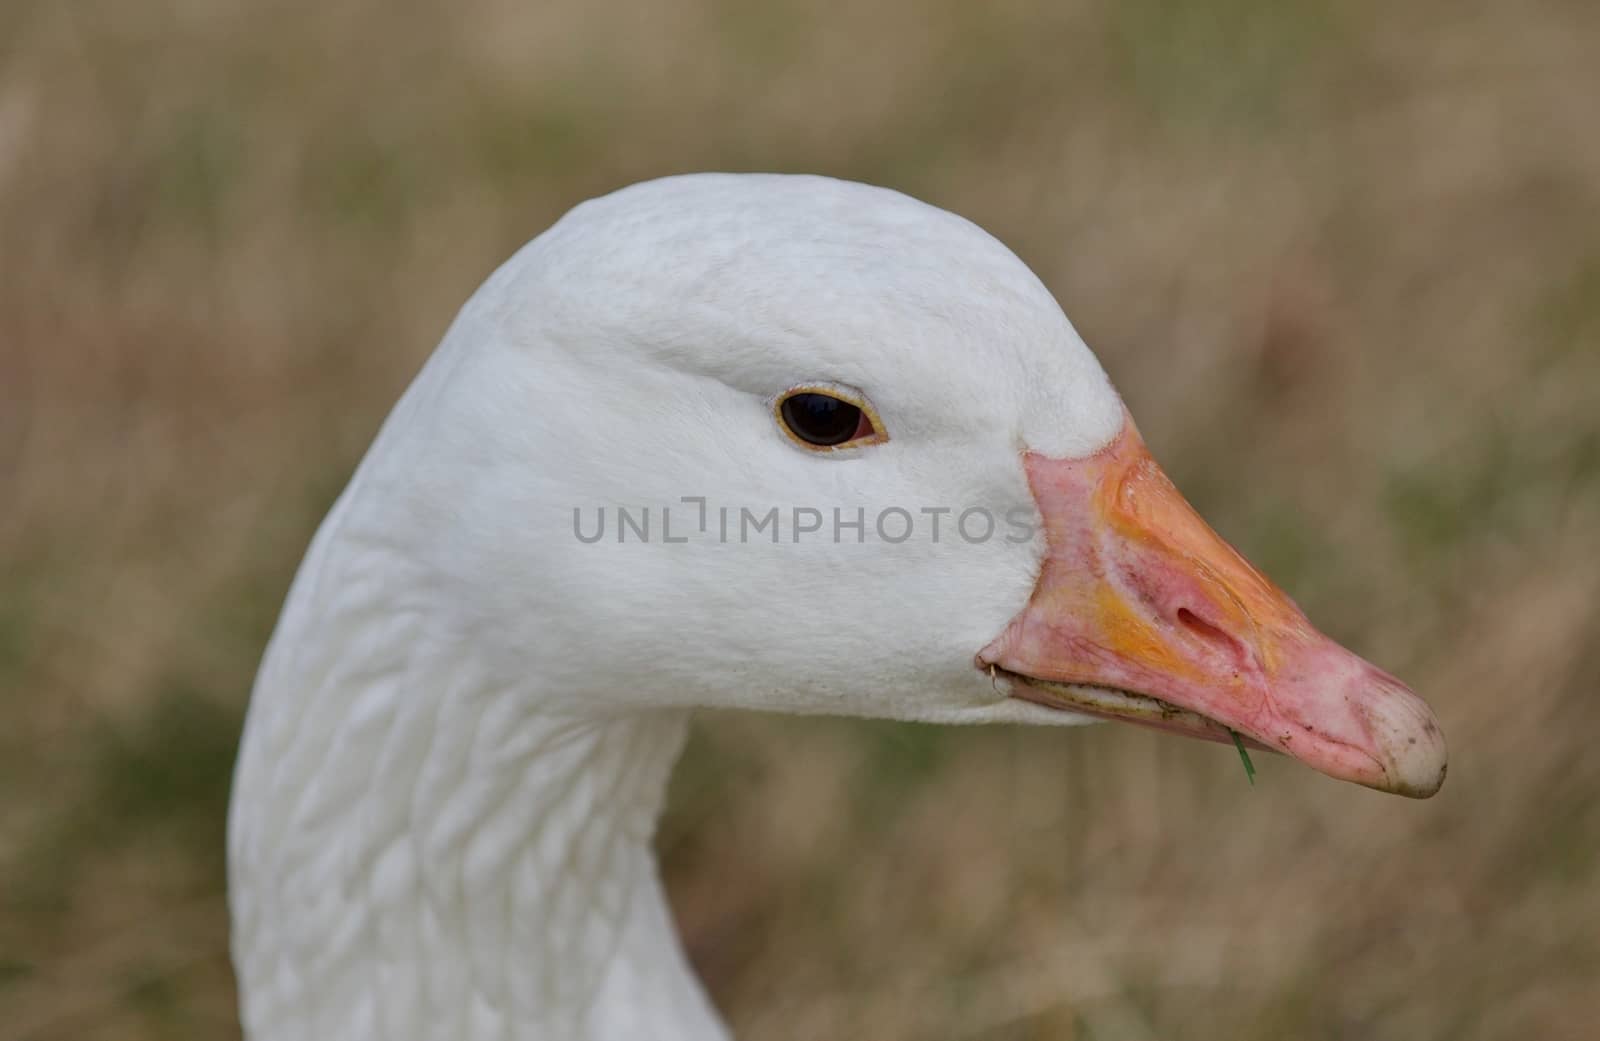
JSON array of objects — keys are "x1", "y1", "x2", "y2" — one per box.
[{"x1": 228, "y1": 173, "x2": 1447, "y2": 1041}]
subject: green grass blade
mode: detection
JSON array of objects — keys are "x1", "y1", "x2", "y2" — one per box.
[{"x1": 1230, "y1": 729, "x2": 1257, "y2": 786}]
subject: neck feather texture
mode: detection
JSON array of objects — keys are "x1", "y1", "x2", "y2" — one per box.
[{"x1": 228, "y1": 500, "x2": 729, "y2": 1041}]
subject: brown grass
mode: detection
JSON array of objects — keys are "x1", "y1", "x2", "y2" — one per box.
[{"x1": 3, "y1": 1, "x2": 1598, "y2": 1038}]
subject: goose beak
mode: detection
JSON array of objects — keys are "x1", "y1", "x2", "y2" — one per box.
[{"x1": 979, "y1": 413, "x2": 1447, "y2": 797}]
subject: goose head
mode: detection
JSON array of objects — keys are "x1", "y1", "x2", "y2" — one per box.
[{"x1": 356, "y1": 172, "x2": 1445, "y2": 797}]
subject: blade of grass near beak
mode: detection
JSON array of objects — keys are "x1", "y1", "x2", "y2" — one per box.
[{"x1": 1230, "y1": 729, "x2": 1257, "y2": 786}]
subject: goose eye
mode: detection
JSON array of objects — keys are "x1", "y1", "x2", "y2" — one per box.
[{"x1": 776, "y1": 389, "x2": 883, "y2": 450}]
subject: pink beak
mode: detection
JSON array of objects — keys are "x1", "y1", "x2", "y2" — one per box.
[{"x1": 980, "y1": 412, "x2": 1447, "y2": 798}]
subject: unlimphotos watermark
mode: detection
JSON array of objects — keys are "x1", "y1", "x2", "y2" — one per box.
[{"x1": 572, "y1": 497, "x2": 1037, "y2": 545}]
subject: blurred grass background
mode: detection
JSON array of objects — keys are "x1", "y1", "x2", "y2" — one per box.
[{"x1": 2, "y1": 0, "x2": 1598, "y2": 1038}]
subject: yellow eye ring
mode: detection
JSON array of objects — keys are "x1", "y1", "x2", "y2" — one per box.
[{"x1": 772, "y1": 384, "x2": 888, "y2": 452}]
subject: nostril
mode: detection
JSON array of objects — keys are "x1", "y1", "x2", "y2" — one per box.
[{"x1": 1176, "y1": 607, "x2": 1238, "y2": 658}]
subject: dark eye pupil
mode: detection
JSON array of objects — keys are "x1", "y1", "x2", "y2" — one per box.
[{"x1": 781, "y1": 393, "x2": 863, "y2": 446}]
